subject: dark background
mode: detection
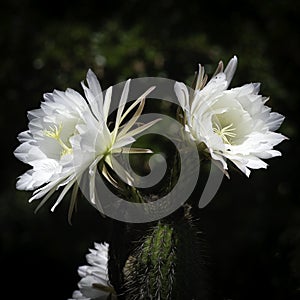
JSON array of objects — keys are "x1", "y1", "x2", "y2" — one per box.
[{"x1": 0, "y1": 0, "x2": 299, "y2": 299}]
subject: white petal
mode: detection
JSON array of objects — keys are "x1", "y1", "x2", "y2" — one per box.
[
  {"x1": 70, "y1": 242, "x2": 115, "y2": 300},
  {"x1": 174, "y1": 81, "x2": 190, "y2": 113},
  {"x1": 117, "y1": 99, "x2": 146, "y2": 139},
  {"x1": 88, "y1": 155, "x2": 103, "y2": 205},
  {"x1": 116, "y1": 147, "x2": 153, "y2": 154},
  {"x1": 245, "y1": 156, "x2": 268, "y2": 169},
  {"x1": 50, "y1": 177, "x2": 77, "y2": 211},
  {"x1": 120, "y1": 118, "x2": 161, "y2": 141},
  {"x1": 16, "y1": 170, "x2": 35, "y2": 191},
  {"x1": 81, "y1": 69, "x2": 104, "y2": 119},
  {"x1": 103, "y1": 86, "x2": 112, "y2": 122},
  {"x1": 257, "y1": 149, "x2": 281, "y2": 159},
  {"x1": 14, "y1": 142, "x2": 46, "y2": 164},
  {"x1": 210, "y1": 151, "x2": 228, "y2": 171},
  {"x1": 224, "y1": 56, "x2": 238, "y2": 87},
  {"x1": 69, "y1": 290, "x2": 88, "y2": 300},
  {"x1": 230, "y1": 157, "x2": 251, "y2": 177},
  {"x1": 17, "y1": 130, "x2": 32, "y2": 142},
  {"x1": 114, "y1": 79, "x2": 131, "y2": 134},
  {"x1": 267, "y1": 112, "x2": 285, "y2": 131},
  {"x1": 119, "y1": 85, "x2": 156, "y2": 125},
  {"x1": 112, "y1": 136, "x2": 135, "y2": 150}
]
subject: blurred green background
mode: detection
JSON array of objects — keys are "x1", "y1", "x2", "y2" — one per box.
[{"x1": 0, "y1": 0, "x2": 299, "y2": 299}]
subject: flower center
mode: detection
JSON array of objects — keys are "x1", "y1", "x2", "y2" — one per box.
[
  {"x1": 213, "y1": 123, "x2": 237, "y2": 145},
  {"x1": 44, "y1": 123, "x2": 73, "y2": 156}
]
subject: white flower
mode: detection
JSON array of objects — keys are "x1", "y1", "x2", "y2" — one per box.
[
  {"x1": 69, "y1": 242, "x2": 117, "y2": 300},
  {"x1": 14, "y1": 69, "x2": 158, "y2": 213},
  {"x1": 175, "y1": 56, "x2": 287, "y2": 176}
]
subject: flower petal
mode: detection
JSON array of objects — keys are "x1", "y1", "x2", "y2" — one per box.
[
  {"x1": 224, "y1": 56, "x2": 238, "y2": 87},
  {"x1": 81, "y1": 69, "x2": 104, "y2": 119}
]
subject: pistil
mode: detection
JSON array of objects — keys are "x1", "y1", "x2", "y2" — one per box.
[
  {"x1": 44, "y1": 124, "x2": 73, "y2": 156},
  {"x1": 213, "y1": 123, "x2": 237, "y2": 145}
]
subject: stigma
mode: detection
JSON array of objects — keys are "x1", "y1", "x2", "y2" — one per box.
[
  {"x1": 213, "y1": 123, "x2": 237, "y2": 145},
  {"x1": 44, "y1": 123, "x2": 73, "y2": 156}
]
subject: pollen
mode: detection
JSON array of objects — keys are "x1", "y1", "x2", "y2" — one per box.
[
  {"x1": 213, "y1": 123, "x2": 237, "y2": 145},
  {"x1": 44, "y1": 123, "x2": 72, "y2": 156}
]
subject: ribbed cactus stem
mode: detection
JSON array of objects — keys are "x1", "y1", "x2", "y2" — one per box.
[
  {"x1": 123, "y1": 207, "x2": 208, "y2": 299},
  {"x1": 123, "y1": 221, "x2": 176, "y2": 300}
]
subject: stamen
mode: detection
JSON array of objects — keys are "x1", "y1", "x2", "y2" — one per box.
[
  {"x1": 44, "y1": 123, "x2": 72, "y2": 156},
  {"x1": 213, "y1": 123, "x2": 237, "y2": 145},
  {"x1": 44, "y1": 124, "x2": 62, "y2": 139}
]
